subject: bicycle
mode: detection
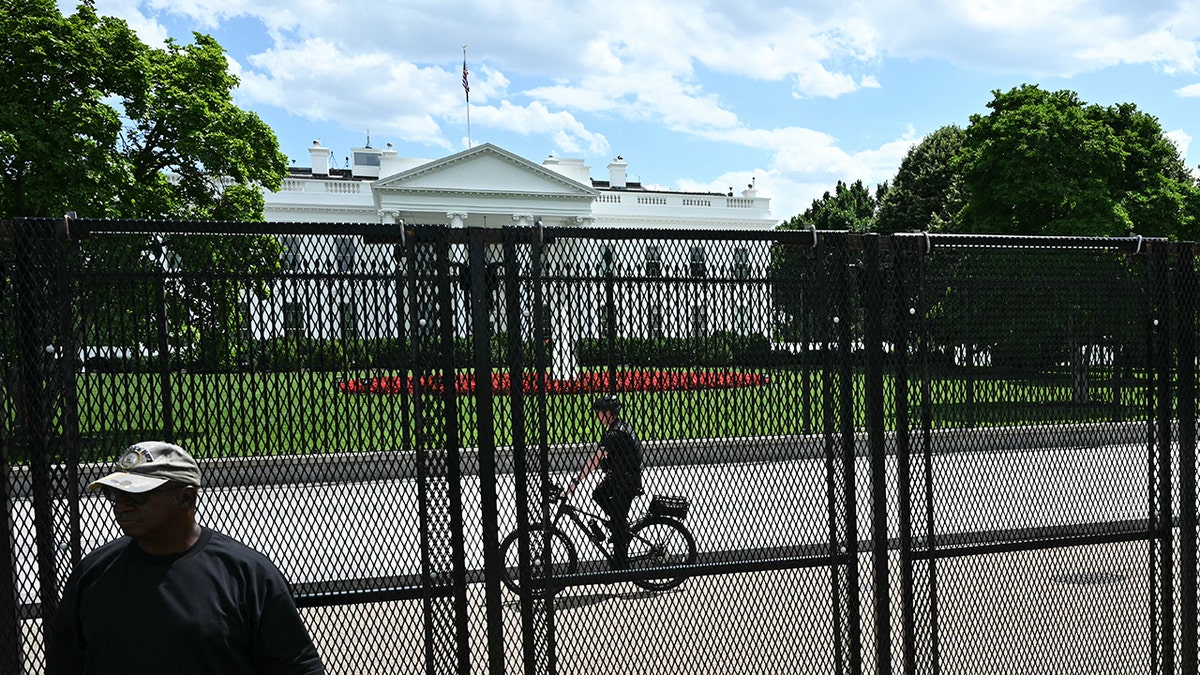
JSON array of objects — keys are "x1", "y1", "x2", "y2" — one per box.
[{"x1": 499, "y1": 484, "x2": 697, "y2": 598}]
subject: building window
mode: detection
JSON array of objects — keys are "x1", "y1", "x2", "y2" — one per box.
[
  {"x1": 283, "y1": 302, "x2": 305, "y2": 338},
  {"x1": 339, "y1": 301, "x2": 359, "y2": 339},
  {"x1": 280, "y1": 236, "x2": 304, "y2": 272},
  {"x1": 648, "y1": 305, "x2": 664, "y2": 339},
  {"x1": 735, "y1": 304, "x2": 750, "y2": 334},
  {"x1": 689, "y1": 246, "x2": 707, "y2": 278},
  {"x1": 336, "y1": 237, "x2": 358, "y2": 273},
  {"x1": 414, "y1": 243, "x2": 436, "y2": 275},
  {"x1": 733, "y1": 247, "x2": 750, "y2": 280},
  {"x1": 691, "y1": 303, "x2": 708, "y2": 337},
  {"x1": 645, "y1": 245, "x2": 662, "y2": 278},
  {"x1": 238, "y1": 302, "x2": 252, "y2": 342}
]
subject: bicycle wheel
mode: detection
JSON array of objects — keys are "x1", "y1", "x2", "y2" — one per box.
[
  {"x1": 627, "y1": 517, "x2": 697, "y2": 591},
  {"x1": 499, "y1": 525, "x2": 578, "y2": 598}
]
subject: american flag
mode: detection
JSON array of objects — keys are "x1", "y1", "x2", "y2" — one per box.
[{"x1": 462, "y1": 57, "x2": 470, "y2": 100}]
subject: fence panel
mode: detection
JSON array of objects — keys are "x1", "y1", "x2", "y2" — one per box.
[
  {"x1": 901, "y1": 239, "x2": 1166, "y2": 674},
  {"x1": 3, "y1": 219, "x2": 1197, "y2": 674}
]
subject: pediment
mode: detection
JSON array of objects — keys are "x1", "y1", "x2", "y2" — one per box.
[{"x1": 373, "y1": 143, "x2": 598, "y2": 199}]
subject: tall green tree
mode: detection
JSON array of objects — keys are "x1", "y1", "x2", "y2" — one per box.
[
  {"x1": 771, "y1": 180, "x2": 880, "y2": 342},
  {"x1": 875, "y1": 125, "x2": 966, "y2": 234},
  {"x1": 780, "y1": 179, "x2": 879, "y2": 233},
  {"x1": 1, "y1": 2, "x2": 286, "y2": 219},
  {"x1": 119, "y1": 33, "x2": 286, "y2": 219},
  {"x1": 0, "y1": 0, "x2": 145, "y2": 218},
  {"x1": 955, "y1": 84, "x2": 1199, "y2": 238},
  {"x1": 939, "y1": 86, "x2": 1191, "y2": 400},
  {"x1": 2, "y1": 1, "x2": 287, "y2": 369},
  {"x1": 1098, "y1": 102, "x2": 1199, "y2": 240}
]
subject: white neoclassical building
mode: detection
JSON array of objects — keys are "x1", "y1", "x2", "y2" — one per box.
[
  {"x1": 266, "y1": 141, "x2": 772, "y2": 230},
  {"x1": 258, "y1": 141, "x2": 777, "y2": 376}
]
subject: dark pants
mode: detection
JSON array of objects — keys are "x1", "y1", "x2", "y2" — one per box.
[{"x1": 592, "y1": 479, "x2": 637, "y2": 568}]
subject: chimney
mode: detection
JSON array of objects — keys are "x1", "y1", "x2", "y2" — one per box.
[
  {"x1": 379, "y1": 142, "x2": 401, "y2": 178},
  {"x1": 741, "y1": 177, "x2": 758, "y2": 199},
  {"x1": 309, "y1": 141, "x2": 331, "y2": 177},
  {"x1": 607, "y1": 156, "x2": 628, "y2": 189},
  {"x1": 543, "y1": 156, "x2": 591, "y2": 185}
]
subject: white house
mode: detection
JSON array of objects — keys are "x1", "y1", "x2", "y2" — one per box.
[{"x1": 259, "y1": 141, "x2": 776, "y2": 377}]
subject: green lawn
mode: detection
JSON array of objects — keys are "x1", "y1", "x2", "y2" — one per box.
[{"x1": 44, "y1": 367, "x2": 1151, "y2": 463}]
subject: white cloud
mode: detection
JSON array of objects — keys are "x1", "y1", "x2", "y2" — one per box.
[
  {"x1": 791, "y1": 66, "x2": 872, "y2": 100},
  {"x1": 674, "y1": 124, "x2": 918, "y2": 221},
  {"x1": 1165, "y1": 129, "x2": 1198, "y2": 178},
  {"x1": 872, "y1": 0, "x2": 1200, "y2": 76},
  {"x1": 1167, "y1": 129, "x2": 1192, "y2": 157},
  {"x1": 474, "y1": 101, "x2": 610, "y2": 156},
  {"x1": 86, "y1": 0, "x2": 170, "y2": 46},
  {"x1": 232, "y1": 38, "x2": 462, "y2": 147},
  {"x1": 1177, "y1": 83, "x2": 1200, "y2": 97},
  {"x1": 86, "y1": 1, "x2": 1200, "y2": 200}
]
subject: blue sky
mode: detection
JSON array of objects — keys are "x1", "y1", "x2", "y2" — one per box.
[{"x1": 80, "y1": 0, "x2": 1200, "y2": 223}]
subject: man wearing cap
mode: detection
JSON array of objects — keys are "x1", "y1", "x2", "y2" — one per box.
[{"x1": 46, "y1": 441, "x2": 325, "y2": 675}]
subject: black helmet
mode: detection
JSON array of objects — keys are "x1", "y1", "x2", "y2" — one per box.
[{"x1": 592, "y1": 394, "x2": 622, "y2": 413}]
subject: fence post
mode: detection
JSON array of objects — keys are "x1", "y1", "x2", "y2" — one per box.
[
  {"x1": 1176, "y1": 242, "x2": 1197, "y2": 674},
  {"x1": 603, "y1": 240, "x2": 618, "y2": 389},
  {"x1": 530, "y1": 224, "x2": 558, "y2": 675},
  {"x1": 0, "y1": 220, "x2": 23, "y2": 675},
  {"x1": 891, "y1": 237, "x2": 919, "y2": 674},
  {"x1": 12, "y1": 222, "x2": 62, "y2": 644},
  {"x1": 503, "y1": 228, "x2": 538, "y2": 675},
  {"x1": 54, "y1": 218, "x2": 83, "y2": 568},
  {"x1": 152, "y1": 243, "x2": 175, "y2": 442},
  {"x1": 862, "y1": 235, "x2": 892, "y2": 674},
  {"x1": 821, "y1": 234, "x2": 862, "y2": 675},
  {"x1": 468, "y1": 228, "x2": 506, "y2": 673},
  {"x1": 409, "y1": 227, "x2": 471, "y2": 675},
  {"x1": 1150, "y1": 241, "x2": 1176, "y2": 673}
]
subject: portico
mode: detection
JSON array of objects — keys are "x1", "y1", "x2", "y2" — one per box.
[{"x1": 370, "y1": 143, "x2": 597, "y2": 230}]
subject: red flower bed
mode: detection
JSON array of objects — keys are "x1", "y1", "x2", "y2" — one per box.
[{"x1": 339, "y1": 370, "x2": 769, "y2": 395}]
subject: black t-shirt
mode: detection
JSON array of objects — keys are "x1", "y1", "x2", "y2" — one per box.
[
  {"x1": 46, "y1": 527, "x2": 325, "y2": 675},
  {"x1": 599, "y1": 419, "x2": 644, "y2": 493}
]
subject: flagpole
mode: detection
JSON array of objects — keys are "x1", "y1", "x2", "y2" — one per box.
[{"x1": 462, "y1": 45, "x2": 472, "y2": 148}]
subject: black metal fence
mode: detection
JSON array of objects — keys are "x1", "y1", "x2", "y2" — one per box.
[{"x1": 3, "y1": 218, "x2": 1198, "y2": 674}]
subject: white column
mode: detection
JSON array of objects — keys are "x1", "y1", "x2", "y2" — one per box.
[
  {"x1": 446, "y1": 211, "x2": 468, "y2": 228},
  {"x1": 542, "y1": 238, "x2": 581, "y2": 380},
  {"x1": 378, "y1": 209, "x2": 401, "y2": 224},
  {"x1": 575, "y1": 216, "x2": 596, "y2": 227},
  {"x1": 512, "y1": 213, "x2": 535, "y2": 228}
]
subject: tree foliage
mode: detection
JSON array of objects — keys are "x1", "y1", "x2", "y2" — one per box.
[
  {"x1": 1, "y1": 2, "x2": 286, "y2": 219},
  {"x1": 779, "y1": 179, "x2": 879, "y2": 233},
  {"x1": 0, "y1": 0, "x2": 144, "y2": 218},
  {"x1": 119, "y1": 33, "x2": 286, "y2": 220},
  {"x1": 771, "y1": 180, "x2": 881, "y2": 341},
  {"x1": 875, "y1": 125, "x2": 966, "y2": 234},
  {"x1": 955, "y1": 84, "x2": 1199, "y2": 238},
  {"x1": 2, "y1": 1, "x2": 288, "y2": 369}
]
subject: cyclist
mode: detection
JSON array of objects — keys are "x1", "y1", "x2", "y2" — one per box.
[{"x1": 566, "y1": 393, "x2": 644, "y2": 568}]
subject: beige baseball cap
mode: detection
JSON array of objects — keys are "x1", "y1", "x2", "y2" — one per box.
[{"x1": 88, "y1": 442, "x2": 203, "y2": 493}]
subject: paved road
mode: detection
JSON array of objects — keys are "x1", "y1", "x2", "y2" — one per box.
[
  {"x1": 11, "y1": 442, "x2": 1158, "y2": 602},
  {"x1": 12, "y1": 441, "x2": 1170, "y2": 673},
  {"x1": 20, "y1": 537, "x2": 1155, "y2": 675}
]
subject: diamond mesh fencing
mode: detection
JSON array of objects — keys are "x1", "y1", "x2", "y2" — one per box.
[{"x1": 3, "y1": 219, "x2": 1199, "y2": 674}]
